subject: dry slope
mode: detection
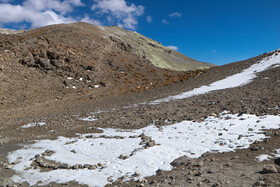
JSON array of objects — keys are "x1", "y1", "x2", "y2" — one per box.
[{"x1": 0, "y1": 22, "x2": 212, "y2": 121}]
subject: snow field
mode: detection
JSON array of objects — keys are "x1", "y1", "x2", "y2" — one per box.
[
  {"x1": 151, "y1": 52, "x2": 280, "y2": 104},
  {"x1": 8, "y1": 113, "x2": 280, "y2": 186}
]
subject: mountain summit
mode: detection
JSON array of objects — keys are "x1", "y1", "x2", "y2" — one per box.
[{"x1": 1, "y1": 22, "x2": 213, "y2": 71}]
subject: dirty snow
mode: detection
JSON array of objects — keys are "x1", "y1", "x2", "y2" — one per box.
[
  {"x1": 79, "y1": 110, "x2": 104, "y2": 122},
  {"x1": 79, "y1": 116, "x2": 98, "y2": 122},
  {"x1": 8, "y1": 113, "x2": 280, "y2": 186},
  {"x1": 255, "y1": 154, "x2": 271, "y2": 162},
  {"x1": 256, "y1": 149, "x2": 280, "y2": 162},
  {"x1": 21, "y1": 122, "x2": 47, "y2": 129},
  {"x1": 151, "y1": 52, "x2": 280, "y2": 104}
]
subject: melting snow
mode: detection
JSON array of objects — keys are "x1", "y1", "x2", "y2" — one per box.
[
  {"x1": 21, "y1": 122, "x2": 47, "y2": 129},
  {"x1": 256, "y1": 149, "x2": 280, "y2": 162},
  {"x1": 79, "y1": 116, "x2": 98, "y2": 122},
  {"x1": 151, "y1": 52, "x2": 280, "y2": 104},
  {"x1": 8, "y1": 113, "x2": 280, "y2": 186},
  {"x1": 255, "y1": 154, "x2": 271, "y2": 162}
]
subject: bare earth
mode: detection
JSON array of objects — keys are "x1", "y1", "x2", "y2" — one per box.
[{"x1": 0, "y1": 23, "x2": 280, "y2": 187}]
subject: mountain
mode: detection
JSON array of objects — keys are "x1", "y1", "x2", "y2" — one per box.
[
  {"x1": 0, "y1": 22, "x2": 213, "y2": 119},
  {"x1": 1, "y1": 22, "x2": 280, "y2": 187}
]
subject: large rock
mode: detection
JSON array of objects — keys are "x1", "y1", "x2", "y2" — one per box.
[
  {"x1": 20, "y1": 56, "x2": 38, "y2": 68},
  {"x1": 37, "y1": 58, "x2": 52, "y2": 70},
  {"x1": 262, "y1": 165, "x2": 278, "y2": 173},
  {"x1": 50, "y1": 59, "x2": 64, "y2": 68}
]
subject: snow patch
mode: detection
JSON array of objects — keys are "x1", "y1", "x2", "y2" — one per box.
[
  {"x1": 256, "y1": 149, "x2": 280, "y2": 162},
  {"x1": 255, "y1": 154, "x2": 271, "y2": 162},
  {"x1": 8, "y1": 113, "x2": 280, "y2": 186},
  {"x1": 21, "y1": 122, "x2": 47, "y2": 129},
  {"x1": 151, "y1": 52, "x2": 280, "y2": 104},
  {"x1": 79, "y1": 116, "x2": 98, "y2": 122}
]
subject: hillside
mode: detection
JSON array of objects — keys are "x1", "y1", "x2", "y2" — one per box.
[
  {"x1": 0, "y1": 23, "x2": 280, "y2": 187},
  {"x1": 0, "y1": 22, "x2": 213, "y2": 121}
]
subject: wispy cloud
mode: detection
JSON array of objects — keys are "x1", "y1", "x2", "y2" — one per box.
[
  {"x1": 162, "y1": 19, "x2": 169, "y2": 25},
  {"x1": 169, "y1": 12, "x2": 182, "y2": 18},
  {"x1": 0, "y1": 0, "x2": 145, "y2": 30},
  {"x1": 167, "y1": 45, "x2": 179, "y2": 51},
  {"x1": 91, "y1": 0, "x2": 144, "y2": 30},
  {"x1": 0, "y1": 0, "x2": 84, "y2": 28},
  {"x1": 146, "y1": 16, "x2": 152, "y2": 23},
  {"x1": 80, "y1": 15, "x2": 102, "y2": 26},
  {"x1": 212, "y1": 50, "x2": 217, "y2": 53}
]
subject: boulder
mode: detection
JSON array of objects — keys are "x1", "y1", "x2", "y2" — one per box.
[
  {"x1": 262, "y1": 164, "x2": 278, "y2": 173},
  {"x1": 37, "y1": 58, "x2": 52, "y2": 70}
]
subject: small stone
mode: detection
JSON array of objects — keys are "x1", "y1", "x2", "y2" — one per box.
[
  {"x1": 60, "y1": 164, "x2": 69, "y2": 169},
  {"x1": 262, "y1": 165, "x2": 278, "y2": 173},
  {"x1": 84, "y1": 164, "x2": 91, "y2": 168},
  {"x1": 254, "y1": 180, "x2": 266, "y2": 186},
  {"x1": 146, "y1": 141, "x2": 155, "y2": 147},
  {"x1": 207, "y1": 170, "x2": 213, "y2": 174},
  {"x1": 195, "y1": 171, "x2": 202, "y2": 176},
  {"x1": 73, "y1": 164, "x2": 80, "y2": 170},
  {"x1": 156, "y1": 169, "x2": 162, "y2": 175},
  {"x1": 232, "y1": 156, "x2": 239, "y2": 160},
  {"x1": 4, "y1": 163, "x2": 13, "y2": 169},
  {"x1": 198, "y1": 161, "x2": 204, "y2": 167},
  {"x1": 251, "y1": 146, "x2": 260, "y2": 151},
  {"x1": 225, "y1": 162, "x2": 232, "y2": 167},
  {"x1": 89, "y1": 165, "x2": 97, "y2": 170}
]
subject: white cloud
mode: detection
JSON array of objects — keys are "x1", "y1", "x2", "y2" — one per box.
[
  {"x1": 91, "y1": 0, "x2": 144, "y2": 30},
  {"x1": 22, "y1": 0, "x2": 84, "y2": 15},
  {"x1": 162, "y1": 19, "x2": 169, "y2": 25},
  {"x1": 0, "y1": 0, "x2": 89, "y2": 28},
  {"x1": 81, "y1": 15, "x2": 102, "y2": 26},
  {"x1": 66, "y1": 0, "x2": 84, "y2": 6},
  {"x1": 146, "y1": 16, "x2": 152, "y2": 23},
  {"x1": 212, "y1": 50, "x2": 217, "y2": 53},
  {"x1": 169, "y1": 12, "x2": 182, "y2": 18},
  {"x1": 0, "y1": 3, "x2": 76, "y2": 28},
  {"x1": 0, "y1": 0, "x2": 12, "y2": 2},
  {"x1": 167, "y1": 45, "x2": 178, "y2": 51}
]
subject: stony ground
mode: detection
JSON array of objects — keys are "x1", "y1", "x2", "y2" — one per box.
[
  {"x1": 0, "y1": 49, "x2": 280, "y2": 186},
  {"x1": 0, "y1": 24, "x2": 280, "y2": 186}
]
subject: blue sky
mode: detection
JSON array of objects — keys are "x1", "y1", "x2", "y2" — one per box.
[{"x1": 0, "y1": 0, "x2": 279, "y2": 65}]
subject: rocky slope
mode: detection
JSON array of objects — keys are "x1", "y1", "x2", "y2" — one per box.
[
  {"x1": 1, "y1": 23, "x2": 280, "y2": 187},
  {"x1": 0, "y1": 49, "x2": 279, "y2": 186},
  {"x1": 0, "y1": 22, "x2": 212, "y2": 121}
]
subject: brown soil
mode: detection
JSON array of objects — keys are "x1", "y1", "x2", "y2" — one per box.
[{"x1": 0, "y1": 23, "x2": 280, "y2": 187}]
